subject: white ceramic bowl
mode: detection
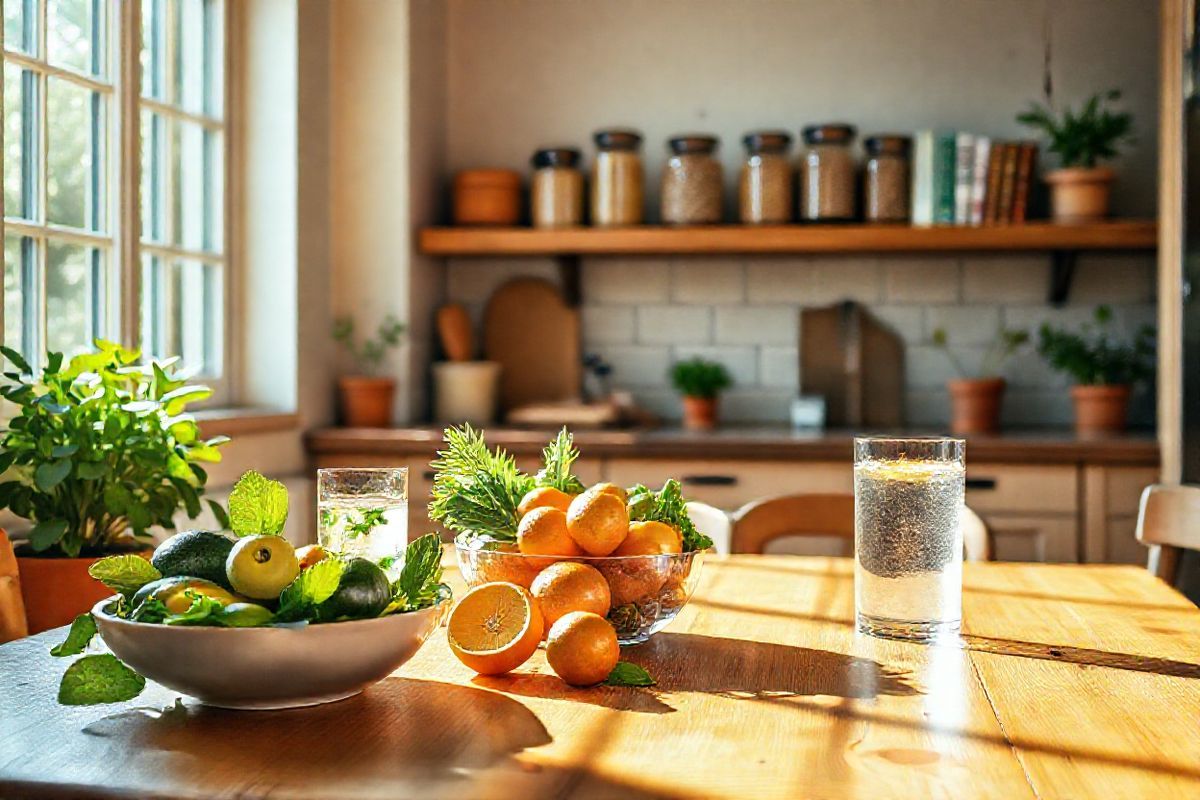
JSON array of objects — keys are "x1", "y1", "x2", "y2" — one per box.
[{"x1": 92, "y1": 598, "x2": 449, "y2": 710}]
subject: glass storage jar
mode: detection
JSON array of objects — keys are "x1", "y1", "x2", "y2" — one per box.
[
  {"x1": 530, "y1": 147, "x2": 584, "y2": 228},
  {"x1": 800, "y1": 123, "x2": 858, "y2": 221},
  {"x1": 738, "y1": 130, "x2": 793, "y2": 224},
  {"x1": 590, "y1": 129, "x2": 644, "y2": 226},
  {"x1": 863, "y1": 135, "x2": 911, "y2": 223},
  {"x1": 661, "y1": 134, "x2": 722, "y2": 225}
]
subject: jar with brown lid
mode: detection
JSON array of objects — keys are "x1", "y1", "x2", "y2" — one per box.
[
  {"x1": 800, "y1": 124, "x2": 857, "y2": 221},
  {"x1": 863, "y1": 135, "x2": 911, "y2": 223},
  {"x1": 590, "y1": 128, "x2": 644, "y2": 226},
  {"x1": 530, "y1": 147, "x2": 584, "y2": 228},
  {"x1": 661, "y1": 135, "x2": 723, "y2": 225},
  {"x1": 739, "y1": 131, "x2": 793, "y2": 224}
]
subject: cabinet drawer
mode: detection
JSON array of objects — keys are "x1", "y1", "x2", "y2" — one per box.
[
  {"x1": 604, "y1": 459, "x2": 850, "y2": 511},
  {"x1": 964, "y1": 464, "x2": 1077, "y2": 514}
]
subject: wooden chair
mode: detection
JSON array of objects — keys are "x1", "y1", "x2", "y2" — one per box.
[
  {"x1": 0, "y1": 529, "x2": 28, "y2": 643},
  {"x1": 730, "y1": 493, "x2": 992, "y2": 561},
  {"x1": 1135, "y1": 484, "x2": 1200, "y2": 583},
  {"x1": 685, "y1": 501, "x2": 732, "y2": 554}
]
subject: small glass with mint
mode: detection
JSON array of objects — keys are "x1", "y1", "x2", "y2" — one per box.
[{"x1": 317, "y1": 468, "x2": 408, "y2": 570}]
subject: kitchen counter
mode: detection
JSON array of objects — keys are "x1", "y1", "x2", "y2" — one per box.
[{"x1": 306, "y1": 426, "x2": 1159, "y2": 467}]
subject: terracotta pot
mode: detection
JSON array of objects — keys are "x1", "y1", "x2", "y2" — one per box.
[
  {"x1": 948, "y1": 378, "x2": 1006, "y2": 435},
  {"x1": 338, "y1": 376, "x2": 395, "y2": 428},
  {"x1": 681, "y1": 396, "x2": 719, "y2": 431},
  {"x1": 17, "y1": 554, "x2": 116, "y2": 634},
  {"x1": 1070, "y1": 384, "x2": 1131, "y2": 435},
  {"x1": 1045, "y1": 166, "x2": 1114, "y2": 223},
  {"x1": 453, "y1": 169, "x2": 522, "y2": 226}
]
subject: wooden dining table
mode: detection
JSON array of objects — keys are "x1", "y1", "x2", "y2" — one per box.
[{"x1": 2, "y1": 552, "x2": 1199, "y2": 799}]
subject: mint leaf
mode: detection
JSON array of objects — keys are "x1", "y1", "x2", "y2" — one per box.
[
  {"x1": 58, "y1": 654, "x2": 146, "y2": 705},
  {"x1": 391, "y1": 533, "x2": 444, "y2": 612},
  {"x1": 89, "y1": 554, "x2": 161, "y2": 597},
  {"x1": 605, "y1": 662, "x2": 656, "y2": 687},
  {"x1": 164, "y1": 590, "x2": 227, "y2": 626},
  {"x1": 228, "y1": 470, "x2": 289, "y2": 536},
  {"x1": 274, "y1": 557, "x2": 343, "y2": 622},
  {"x1": 50, "y1": 613, "x2": 98, "y2": 657}
]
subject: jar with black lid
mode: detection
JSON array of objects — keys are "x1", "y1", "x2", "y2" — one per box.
[
  {"x1": 800, "y1": 123, "x2": 857, "y2": 221},
  {"x1": 863, "y1": 135, "x2": 911, "y2": 223},
  {"x1": 739, "y1": 130, "x2": 793, "y2": 224},
  {"x1": 531, "y1": 147, "x2": 584, "y2": 228},
  {"x1": 661, "y1": 134, "x2": 722, "y2": 225},
  {"x1": 591, "y1": 128, "x2": 644, "y2": 226}
]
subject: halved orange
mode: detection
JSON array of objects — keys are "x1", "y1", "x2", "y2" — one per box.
[{"x1": 447, "y1": 582, "x2": 543, "y2": 675}]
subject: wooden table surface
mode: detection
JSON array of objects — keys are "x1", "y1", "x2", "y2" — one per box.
[{"x1": 3, "y1": 555, "x2": 1199, "y2": 799}]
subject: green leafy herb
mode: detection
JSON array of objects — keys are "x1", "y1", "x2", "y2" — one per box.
[
  {"x1": 131, "y1": 597, "x2": 170, "y2": 624},
  {"x1": 628, "y1": 479, "x2": 712, "y2": 552},
  {"x1": 1017, "y1": 89, "x2": 1134, "y2": 168},
  {"x1": 228, "y1": 470, "x2": 289, "y2": 536},
  {"x1": 386, "y1": 533, "x2": 445, "y2": 613},
  {"x1": 605, "y1": 662, "x2": 656, "y2": 687},
  {"x1": 1038, "y1": 305, "x2": 1155, "y2": 386},
  {"x1": 163, "y1": 590, "x2": 227, "y2": 626},
  {"x1": 670, "y1": 358, "x2": 732, "y2": 399},
  {"x1": 50, "y1": 613, "x2": 98, "y2": 657},
  {"x1": 347, "y1": 508, "x2": 387, "y2": 539},
  {"x1": 932, "y1": 327, "x2": 1029, "y2": 379},
  {"x1": 428, "y1": 425, "x2": 534, "y2": 539},
  {"x1": 88, "y1": 554, "x2": 161, "y2": 597},
  {"x1": 58, "y1": 653, "x2": 145, "y2": 705},
  {"x1": 332, "y1": 315, "x2": 406, "y2": 376},
  {"x1": 274, "y1": 557, "x2": 344, "y2": 622},
  {"x1": 535, "y1": 427, "x2": 585, "y2": 494}
]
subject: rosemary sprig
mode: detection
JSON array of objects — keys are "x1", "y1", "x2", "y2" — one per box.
[
  {"x1": 535, "y1": 427, "x2": 586, "y2": 494},
  {"x1": 428, "y1": 425, "x2": 534, "y2": 539}
]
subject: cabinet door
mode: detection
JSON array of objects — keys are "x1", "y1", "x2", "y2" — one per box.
[
  {"x1": 603, "y1": 459, "x2": 851, "y2": 511},
  {"x1": 982, "y1": 514, "x2": 1079, "y2": 563}
]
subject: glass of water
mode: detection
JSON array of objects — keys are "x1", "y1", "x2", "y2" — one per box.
[
  {"x1": 317, "y1": 468, "x2": 408, "y2": 568},
  {"x1": 853, "y1": 437, "x2": 965, "y2": 643}
]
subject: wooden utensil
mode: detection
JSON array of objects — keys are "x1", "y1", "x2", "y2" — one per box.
[
  {"x1": 436, "y1": 303, "x2": 474, "y2": 362},
  {"x1": 483, "y1": 278, "x2": 580, "y2": 411},
  {"x1": 801, "y1": 301, "x2": 904, "y2": 427}
]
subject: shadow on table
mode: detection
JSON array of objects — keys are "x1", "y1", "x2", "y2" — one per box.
[
  {"x1": 963, "y1": 634, "x2": 1200, "y2": 678},
  {"x1": 474, "y1": 671, "x2": 678, "y2": 714}
]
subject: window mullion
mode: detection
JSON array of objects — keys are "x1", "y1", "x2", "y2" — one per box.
[{"x1": 118, "y1": 0, "x2": 141, "y2": 350}]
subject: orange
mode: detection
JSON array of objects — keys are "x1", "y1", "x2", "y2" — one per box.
[
  {"x1": 447, "y1": 582, "x2": 543, "y2": 675},
  {"x1": 597, "y1": 559, "x2": 668, "y2": 607},
  {"x1": 530, "y1": 562, "x2": 611, "y2": 637},
  {"x1": 472, "y1": 546, "x2": 542, "y2": 589},
  {"x1": 566, "y1": 489, "x2": 629, "y2": 556},
  {"x1": 517, "y1": 486, "x2": 574, "y2": 518},
  {"x1": 295, "y1": 544, "x2": 328, "y2": 571},
  {"x1": 612, "y1": 520, "x2": 682, "y2": 556},
  {"x1": 546, "y1": 611, "x2": 620, "y2": 687},
  {"x1": 588, "y1": 482, "x2": 628, "y2": 503},
  {"x1": 517, "y1": 507, "x2": 583, "y2": 558}
]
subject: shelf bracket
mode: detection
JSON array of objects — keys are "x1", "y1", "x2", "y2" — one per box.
[
  {"x1": 558, "y1": 255, "x2": 582, "y2": 307},
  {"x1": 1049, "y1": 250, "x2": 1077, "y2": 306}
]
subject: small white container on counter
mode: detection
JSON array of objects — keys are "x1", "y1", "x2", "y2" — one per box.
[{"x1": 433, "y1": 361, "x2": 501, "y2": 425}]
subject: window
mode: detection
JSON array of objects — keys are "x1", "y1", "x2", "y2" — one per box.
[{"x1": 2, "y1": 0, "x2": 228, "y2": 396}]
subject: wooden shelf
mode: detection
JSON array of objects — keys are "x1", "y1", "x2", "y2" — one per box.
[{"x1": 418, "y1": 220, "x2": 1157, "y2": 257}]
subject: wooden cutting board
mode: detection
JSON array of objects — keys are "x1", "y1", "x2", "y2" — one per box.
[
  {"x1": 483, "y1": 278, "x2": 581, "y2": 411},
  {"x1": 801, "y1": 301, "x2": 904, "y2": 427}
]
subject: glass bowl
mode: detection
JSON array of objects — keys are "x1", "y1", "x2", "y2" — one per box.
[{"x1": 454, "y1": 534, "x2": 704, "y2": 645}]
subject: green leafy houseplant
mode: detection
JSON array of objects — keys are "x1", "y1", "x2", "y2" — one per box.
[
  {"x1": 332, "y1": 315, "x2": 406, "y2": 376},
  {"x1": 332, "y1": 315, "x2": 406, "y2": 427},
  {"x1": 931, "y1": 327, "x2": 1029, "y2": 435},
  {"x1": 670, "y1": 358, "x2": 732, "y2": 399},
  {"x1": 1037, "y1": 306, "x2": 1154, "y2": 386},
  {"x1": 931, "y1": 327, "x2": 1029, "y2": 379},
  {"x1": 0, "y1": 340, "x2": 229, "y2": 557},
  {"x1": 1016, "y1": 89, "x2": 1134, "y2": 169}
]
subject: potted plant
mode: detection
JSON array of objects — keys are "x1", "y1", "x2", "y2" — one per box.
[
  {"x1": 670, "y1": 358, "x2": 732, "y2": 431},
  {"x1": 932, "y1": 327, "x2": 1029, "y2": 435},
  {"x1": 0, "y1": 341, "x2": 229, "y2": 633},
  {"x1": 332, "y1": 315, "x2": 406, "y2": 428},
  {"x1": 1037, "y1": 305, "x2": 1154, "y2": 435},
  {"x1": 1016, "y1": 89, "x2": 1134, "y2": 223}
]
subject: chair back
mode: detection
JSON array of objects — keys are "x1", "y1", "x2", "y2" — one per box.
[
  {"x1": 0, "y1": 529, "x2": 28, "y2": 643},
  {"x1": 1136, "y1": 484, "x2": 1200, "y2": 583},
  {"x1": 685, "y1": 501, "x2": 732, "y2": 554}
]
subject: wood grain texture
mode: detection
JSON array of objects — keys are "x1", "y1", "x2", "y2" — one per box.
[
  {"x1": 2, "y1": 555, "x2": 1197, "y2": 799},
  {"x1": 418, "y1": 221, "x2": 1157, "y2": 256}
]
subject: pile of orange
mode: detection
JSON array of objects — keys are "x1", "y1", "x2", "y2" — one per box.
[{"x1": 447, "y1": 481, "x2": 684, "y2": 687}]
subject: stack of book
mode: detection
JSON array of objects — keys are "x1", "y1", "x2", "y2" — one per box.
[{"x1": 911, "y1": 132, "x2": 1038, "y2": 226}]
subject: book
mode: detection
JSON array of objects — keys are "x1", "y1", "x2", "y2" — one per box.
[
  {"x1": 996, "y1": 143, "x2": 1020, "y2": 224},
  {"x1": 982, "y1": 142, "x2": 1005, "y2": 224},
  {"x1": 933, "y1": 132, "x2": 957, "y2": 224},
  {"x1": 1012, "y1": 141, "x2": 1038, "y2": 223},
  {"x1": 969, "y1": 136, "x2": 991, "y2": 225},
  {"x1": 953, "y1": 133, "x2": 976, "y2": 225},
  {"x1": 911, "y1": 130, "x2": 935, "y2": 226}
]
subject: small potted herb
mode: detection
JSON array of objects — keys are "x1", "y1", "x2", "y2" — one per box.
[
  {"x1": 332, "y1": 315, "x2": 405, "y2": 428},
  {"x1": 670, "y1": 358, "x2": 732, "y2": 431},
  {"x1": 1017, "y1": 89, "x2": 1134, "y2": 222},
  {"x1": 1037, "y1": 305, "x2": 1154, "y2": 434},
  {"x1": 932, "y1": 327, "x2": 1029, "y2": 435},
  {"x1": 0, "y1": 341, "x2": 228, "y2": 633}
]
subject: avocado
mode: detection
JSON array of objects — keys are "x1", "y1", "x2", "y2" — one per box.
[
  {"x1": 152, "y1": 530, "x2": 236, "y2": 589},
  {"x1": 132, "y1": 576, "x2": 240, "y2": 615},
  {"x1": 315, "y1": 558, "x2": 391, "y2": 621}
]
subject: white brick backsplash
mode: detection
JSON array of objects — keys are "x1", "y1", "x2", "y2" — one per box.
[
  {"x1": 672, "y1": 259, "x2": 746, "y2": 304},
  {"x1": 759, "y1": 346, "x2": 800, "y2": 389},
  {"x1": 883, "y1": 257, "x2": 960, "y2": 304},
  {"x1": 582, "y1": 258, "x2": 670, "y2": 304},
  {"x1": 870, "y1": 306, "x2": 925, "y2": 343},
  {"x1": 960, "y1": 255, "x2": 1050, "y2": 304},
  {"x1": 672, "y1": 345, "x2": 758, "y2": 387},
  {"x1": 1070, "y1": 254, "x2": 1155, "y2": 305},
  {"x1": 636, "y1": 306, "x2": 712, "y2": 344},
  {"x1": 714, "y1": 306, "x2": 797, "y2": 345},
  {"x1": 806, "y1": 257, "x2": 883, "y2": 304},
  {"x1": 905, "y1": 389, "x2": 951, "y2": 428},
  {"x1": 746, "y1": 258, "x2": 811, "y2": 302},
  {"x1": 592, "y1": 345, "x2": 670, "y2": 387},
  {"x1": 1001, "y1": 348, "x2": 1069, "y2": 389},
  {"x1": 446, "y1": 258, "x2": 560, "y2": 303},
  {"x1": 581, "y1": 305, "x2": 635, "y2": 345},
  {"x1": 633, "y1": 388, "x2": 683, "y2": 421},
  {"x1": 1003, "y1": 305, "x2": 1097, "y2": 335},
  {"x1": 1001, "y1": 390, "x2": 1074, "y2": 428},
  {"x1": 926, "y1": 306, "x2": 1001, "y2": 345},
  {"x1": 1114, "y1": 304, "x2": 1157, "y2": 337},
  {"x1": 720, "y1": 388, "x2": 794, "y2": 423}
]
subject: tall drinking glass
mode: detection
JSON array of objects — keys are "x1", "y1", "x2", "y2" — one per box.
[
  {"x1": 853, "y1": 437, "x2": 965, "y2": 642},
  {"x1": 317, "y1": 468, "x2": 408, "y2": 569}
]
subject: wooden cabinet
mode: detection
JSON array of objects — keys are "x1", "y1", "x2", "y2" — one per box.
[
  {"x1": 1082, "y1": 465, "x2": 1159, "y2": 564},
  {"x1": 604, "y1": 459, "x2": 850, "y2": 510},
  {"x1": 964, "y1": 464, "x2": 1079, "y2": 563}
]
